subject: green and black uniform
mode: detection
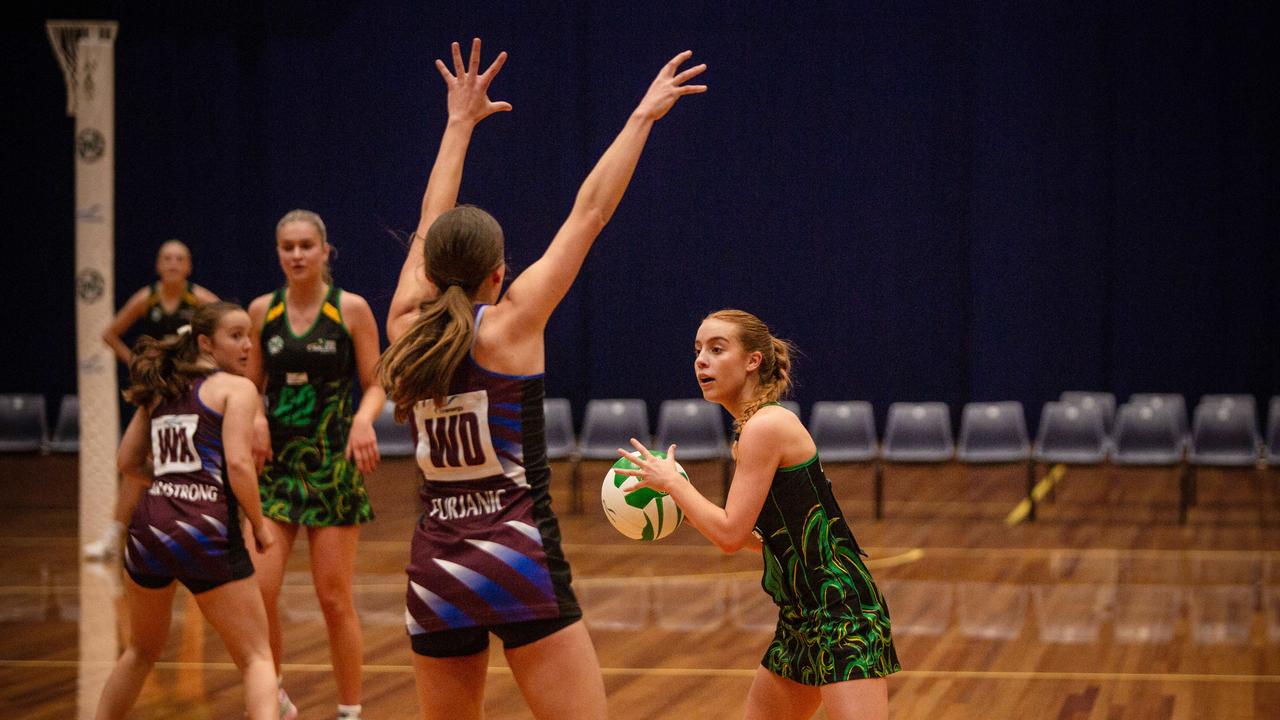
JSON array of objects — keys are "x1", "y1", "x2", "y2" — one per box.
[
  {"x1": 138, "y1": 281, "x2": 199, "y2": 340},
  {"x1": 753, "y1": 428, "x2": 900, "y2": 685},
  {"x1": 259, "y1": 286, "x2": 373, "y2": 526}
]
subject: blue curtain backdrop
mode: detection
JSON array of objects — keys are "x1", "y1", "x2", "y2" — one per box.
[{"x1": 5, "y1": 1, "x2": 1277, "y2": 430}]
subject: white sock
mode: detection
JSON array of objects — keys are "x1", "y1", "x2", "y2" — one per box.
[{"x1": 337, "y1": 703, "x2": 362, "y2": 718}]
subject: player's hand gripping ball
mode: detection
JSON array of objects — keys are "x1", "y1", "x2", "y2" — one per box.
[{"x1": 601, "y1": 451, "x2": 685, "y2": 541}]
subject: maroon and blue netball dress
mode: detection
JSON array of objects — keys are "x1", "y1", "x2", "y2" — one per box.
[
  {"x1": 404, "y1": 305, "x2": 580, "y2": 651},
  {"x1": 124, "y1": 375, "x2": 253, "y2": 594}
]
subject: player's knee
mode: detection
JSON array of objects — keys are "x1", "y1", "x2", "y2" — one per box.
[
  {"x1": 316, "y1": 584, "x2": 355, "y2": 619},
  {"x1": 129, "y1": 639, "x2": 166, "y2": 665}
]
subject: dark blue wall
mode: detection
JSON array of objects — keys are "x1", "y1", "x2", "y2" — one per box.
[{"x1": 5, "y1": 1, "x2": 1277, "y2": 431}]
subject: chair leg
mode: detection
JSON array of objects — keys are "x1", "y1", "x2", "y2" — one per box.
[
  {"x1": 1178, "y1": 464, "x2": 1189, "y2": 524},
  {"x1": 874, "y1": 461, "x2": 884, "y2": 520},
  {"x1": 1026, "y1": 460, "x2": 1037, "y2": 522},
  {"x1": 570, "y1": 460, "x2": 582, "y2": 514}
]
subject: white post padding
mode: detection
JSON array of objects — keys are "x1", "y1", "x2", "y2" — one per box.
[{"x1": 74, "y1": 36, "x2": 120, "y2": 547}]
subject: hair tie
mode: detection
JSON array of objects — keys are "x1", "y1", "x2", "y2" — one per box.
[{"x1": 176, "y1": 325, "x2": 192, "y2": 336}]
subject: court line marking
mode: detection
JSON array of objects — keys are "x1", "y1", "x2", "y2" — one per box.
[
  {"x1": 3, "y1": 659, "x2": 1278, "y2": 683},
  {"x1": 1006, "y1": 464, "x2": 1065, "y2": 526},
  {"x1": 0, "y1": 549, "x2": 929, "y2": 594}
]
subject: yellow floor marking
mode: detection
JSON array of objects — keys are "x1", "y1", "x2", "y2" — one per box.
[{"x1": 1005, "y1": 464, "x2": 1065, "y2": 525}]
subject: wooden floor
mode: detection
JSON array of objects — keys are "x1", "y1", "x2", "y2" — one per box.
[{"x1": 2, "y1": 458, "x2": 1279, "y2": 719}]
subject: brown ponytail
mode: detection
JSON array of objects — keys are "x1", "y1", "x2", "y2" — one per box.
[
  {"x1": 705, "y1": 309, "x2": 796, "y2": 434},
  {"x1": 378, "y1": 205, "x2": 505, "y2": 421},
  {"x1": 123, "y1": 301, "x2": 243, "y2": 408}
]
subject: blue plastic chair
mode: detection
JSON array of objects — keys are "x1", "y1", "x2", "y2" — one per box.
[
  {"x1": 809, "y1": 401, "x2": 877, "y2": 463},
  {"x1": 1034, "y1": 401, "x2": 1108, "y2": 465},
  {"x1": 1060, "y1": 391, "x2": 1117, "y2": 437},
  {"x1": 1113, "y1": 401, "x2": 1188, "y2": 522},
  {"x1": 957, "y1": 402, "x2": 1030, "y2": 464},
  {"x1": 878, "y1": 402, "x2": 953, "y2": 519},
  {"x1": 1129, "y1": 393, "x2": 1188, "y2": 439},
  {"x1": 655, "y1": 399, "x2": 729, "y2": 461},
  {"x1": 958, "y1": 402, "x2": 1033, "y2": 516},
  {"x1": 543, "y1": 398, "x2": 576, "y2": 461},
  {"x1": 1113, "y1": 402, "x2": 1183, "y2": 466},
  {"x1": 0, "y1": 394, "x2": 47, "y2": 453},
  {"x1": 578, "y1": 399, "x2": 650, "y2": 460},
  {"x1": 574, "y1": 398, "x2": 652, "y2": 509},
  {"x1": 882, "y1": 402, "x2": 954, "y2": 463},
  {"x1": 1189, "y1": 399, "x2": 1259, "y2": 467},
  {"x1": 1267, "y1": 397, "x2": 1280, "y2": 467},
  {"x1": 373, "y1": 399, "x2": 416, "y2": 458},
  {"x1": 48, "y1": 395, "x2": 80, "y2": 454}
]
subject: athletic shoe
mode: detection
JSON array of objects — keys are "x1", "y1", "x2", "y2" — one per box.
[{"x1": 82, "y1": 529, "x2": 121, "y2": 561}]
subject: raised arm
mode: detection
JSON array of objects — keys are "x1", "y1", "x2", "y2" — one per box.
[
  {"x1": 103, "y1": 287, "x2": 150, "y2": 364},
  {"x1": 387, "y1": 38, "x2": 510, "y2": 342},
  {"x1": 498, "y1": 50, "x2": 707, "y2": 331}
]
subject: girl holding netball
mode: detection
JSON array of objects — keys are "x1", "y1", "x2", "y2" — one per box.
[
  {"x1": 379, "y1": 38, "x2": 704, "y2": 720},
  {"x1": 618, "y1": 310, "x2": 900, "y2": 720},
  {"x1": 245, "y1": 208, "x2": 385, "y2": 720},
  {"x1": 96, "y1": 302, "x2": 276, "y2": 720}
]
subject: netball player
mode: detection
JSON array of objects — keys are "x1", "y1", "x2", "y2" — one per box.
[
  {"x1": 85, "y1": 239, "x2": 219, "y2": 559},
  {"x1": 245, "y1": 209, "x2": 384, "y2": 720},
  {"x1": 379, "y1": 38, "x2": 705, "y2": 720},
  {"x1": 95, "y1": 302, "x2": 276, "y2": 720},
  {"x1": 617, "y1": 310, "x2": 900, "y2": 720}
]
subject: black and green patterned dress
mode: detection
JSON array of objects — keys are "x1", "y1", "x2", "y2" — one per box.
[
  {"x1": 754, "y1": 449, "x2": 900, "y2": 685},
  {"x1": 259, "y1": 286, "x2": 373, "y2": 526}
]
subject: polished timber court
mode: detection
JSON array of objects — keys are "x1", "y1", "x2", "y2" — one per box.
[{"x1": 1, "y1": 458, "x2": 1278, "y2": 719}]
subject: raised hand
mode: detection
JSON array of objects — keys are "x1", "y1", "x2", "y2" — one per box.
[
  {"x1": 614, "y1": 438, "x2": 684, "y2": 493},
  {"x1": 436, "y1": 38, "x2": 511, "y2": 126},
  {"x1": 634, "y1": 50, "x2": 707, "y2": 121}
]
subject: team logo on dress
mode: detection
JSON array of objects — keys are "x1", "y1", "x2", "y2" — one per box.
[
  {"x1": 76, "y1": 128, "x2": 106, "y2": 163},
  {"x1": 267, "y1": 335, "x2": 284, "y2": 356},
  {"x1": 150, "y1": 306, "x2": 163, "y2": 322},
  {"x1": 306, "y1": 338, "x2": 337, "y2": 354},
  {"x1": 76, "y1": 268, "x2": 105, "y2": 303}
]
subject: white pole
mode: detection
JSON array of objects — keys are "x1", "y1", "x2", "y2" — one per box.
[{"x1": 72, "y1": 34, "x2": 119, "y2": 720}]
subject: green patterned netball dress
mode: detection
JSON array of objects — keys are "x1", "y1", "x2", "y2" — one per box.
[
  {"x1": 754, "y1": 449, "x2": 900, "y2": 685},
  {"x1": 259, "y1": 286, "x2": 373, "y2": 526}
]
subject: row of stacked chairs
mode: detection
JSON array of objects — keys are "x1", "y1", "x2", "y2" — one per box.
[
  {"x1": 7, "y1": 392, "x2": 1275, "y2": 523},
  {"x1": 370, "y1": 392, "x2": 1280, "y2": 523}
]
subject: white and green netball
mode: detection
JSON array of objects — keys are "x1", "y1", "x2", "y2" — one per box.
[{"x1": 601, "y1": 451, "x2": 685, "y2": 541}]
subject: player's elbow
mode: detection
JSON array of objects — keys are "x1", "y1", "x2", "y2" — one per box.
[
  {"x1": 569, "y1": 204, "x2": 610, "y2": 235},
  {"x1": 712, "y1": 529, "x2": 753, "y2": 555}
]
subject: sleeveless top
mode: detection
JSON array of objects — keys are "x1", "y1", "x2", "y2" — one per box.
[
  {"x1": 754, "y1": 453, "x2": 873, "y2": 611},
  {"x1": 258, "y1": 285, "x2": 372, "y2": 525},
  {"x1": 138, "y1": 281, "x2": 200, "y2": 340},
  {"x1": 404, "y1": 304, "x2": 577, "y2": 632},
  {"x1": 125, "y1": 376, "x2": 247, "y2": 581}
]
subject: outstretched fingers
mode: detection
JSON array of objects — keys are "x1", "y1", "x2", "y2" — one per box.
[
  {"x1": 468, "y1": 37, "x2": 483, "y2": 75},
  {"x1": 665, "y1": 50, "x2": 694, "y2": 74},
  {"x1": 673, "y1": 63, "x2": 708, "y2": 86},
  {"x1": 628, "y1": 437, "x2": 656, "y2": 460},
  {"x1": 434, "y1": 58, "x2": 454, "y2": 83},
  {"x1": 450, "y1": 41, "x2": 466, "y2": 77},
  {"x1": 482, "y1": 50, "x2": 509, "y2": 80}
]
